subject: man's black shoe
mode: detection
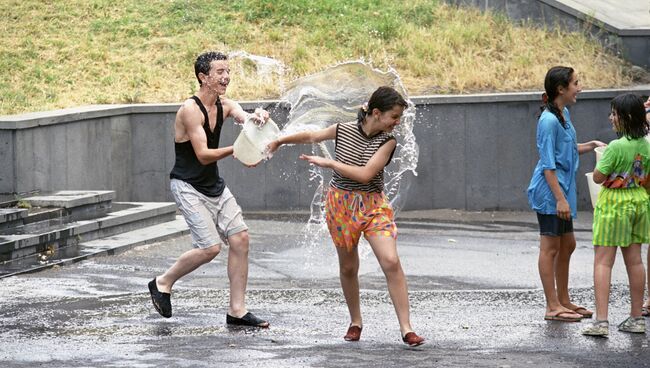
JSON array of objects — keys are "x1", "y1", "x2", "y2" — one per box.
[
  {"x1": 148, "y1": 278, "x2": 172, "y2": 318},
  {"x1": 226, "y1": 312, "x2": 269, "y2": 328}
]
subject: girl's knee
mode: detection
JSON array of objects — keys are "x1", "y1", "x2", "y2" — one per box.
[
  {"x1": 336, "y1": 247, "x2": 359, "y2": 277},
  {"x1": 539, "y1": 246, "x2": 559, "y2": 258},
  {"x1": 379, "y1": 255, "x2": 401, "y2": 274},
  {"x1": 594, "y1": 253, "x2": 616, "y2": 268},
  {"x1": 339, "y1": 261, "x2": 359, "y2": 278},
  {"x1": 559, "y1": 241, "x2": 576, "y2": 255},
  {"x1": 339, "y1": 257, "x2": 359, "y2": 277},
  {"x1": 622, "y1": 249, "x2": 644, "y2": 267}
]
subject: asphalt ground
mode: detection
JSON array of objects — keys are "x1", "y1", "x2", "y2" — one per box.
[{"x1": 1, "y1": 210, "x2": 649, "y2": 367}]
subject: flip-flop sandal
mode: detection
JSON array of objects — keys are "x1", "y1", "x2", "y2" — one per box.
[
  {"x1": 544, "y1": 311, "x2": 582, "y2": 322},
  {"x1": 226, "y1": 312, "x2": 269, "y2": 328},
  {"x1": 572, "y1": 306, "x2": 593, "y2": 318}
]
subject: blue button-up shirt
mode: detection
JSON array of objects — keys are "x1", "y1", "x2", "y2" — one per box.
[{"x1": 527, "y1": 108, "x2": 579, "y2": 218}]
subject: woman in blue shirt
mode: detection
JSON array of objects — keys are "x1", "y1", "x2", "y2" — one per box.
[{"x1": 528, "y1": 66, "x2": 606, "y2": 322}]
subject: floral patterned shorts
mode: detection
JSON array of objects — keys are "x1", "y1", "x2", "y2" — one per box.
[{"x1": 325, "y1": 187, "x2": 397, "y2": 251}]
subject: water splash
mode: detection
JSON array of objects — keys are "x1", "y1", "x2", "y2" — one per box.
[
  {"x1": 278, "y1": 61, "x2": 420, "y2": 264},
  {"x1": 228, "y1": 51, "x2": 286, "y2": 92},
  {"x1": 224, "y1": 55, "x2": 419, "y2": 264}
]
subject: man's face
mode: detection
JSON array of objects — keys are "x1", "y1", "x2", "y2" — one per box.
[{"x1": 203, "y1": 60, "x2": 230, "y2": 95}]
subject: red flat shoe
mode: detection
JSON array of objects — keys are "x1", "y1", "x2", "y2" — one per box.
[
  {"x1": 402, "y1": 332, "x2": 425, "y2": 346},
  {"x1": 344, "y1": 324, "x2": 362, "y2": 341}
]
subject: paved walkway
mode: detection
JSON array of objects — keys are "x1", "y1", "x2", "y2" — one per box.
[
  {"x1": 0, "y1": 211, "x2": 649, "y2": 367},
  {"x1": 557, "y1": 0, "x2": 650, "y2": 30}
]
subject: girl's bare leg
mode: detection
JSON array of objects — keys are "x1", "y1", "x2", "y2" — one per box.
[{"x1": 336, "y1": 246, "x2": 362, "y2": 327}]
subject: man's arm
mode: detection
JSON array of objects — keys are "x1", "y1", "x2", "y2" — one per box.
[
  {"x1": 224, "y1": 99, "x2": 269, "y2": 125},
  {"x1": 182, "y1": 104, "x2": 233, "y2": 165}
]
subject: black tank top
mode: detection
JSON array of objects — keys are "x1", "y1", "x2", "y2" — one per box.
[{"x1": 169, "y1": 96, "x2": 226, "y2": 197}]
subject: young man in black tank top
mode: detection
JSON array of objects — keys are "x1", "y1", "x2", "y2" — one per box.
[{"x1": 148, "y1": 51, "x2": 270, "y2": 327}]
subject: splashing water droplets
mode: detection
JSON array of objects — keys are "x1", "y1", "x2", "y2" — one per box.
[
  {"x1": 225, "y1": 55, "x2": 419, "y2": 267},
  {"x1": 228, "y1": 51, "x2": 287, "y2": 94},
  {"x1": 277, "y1": 61, "x2": 419, "y2": 267}
]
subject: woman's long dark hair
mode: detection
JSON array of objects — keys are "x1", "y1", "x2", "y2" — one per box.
[
  {"x1": 541, "y1": 66, "x2": 574, "y2": 128},
  {"x1": 611, "y1": 93, "x2": 649, "y2": 139},
  {"x1": 357, "y1": 86, "x2": 407, "y2": 123}
]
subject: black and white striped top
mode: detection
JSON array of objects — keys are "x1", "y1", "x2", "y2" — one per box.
[{"x1": 330, "y1": 121, "x2": 396, "y2": 193}]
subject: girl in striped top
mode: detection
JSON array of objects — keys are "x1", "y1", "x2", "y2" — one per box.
[
  {"x1": 582, "y1": 94, "x2": 650, "y2": 337},
  {"x1": 267, "y1": 86, "x2": 424, "y2": 346}
]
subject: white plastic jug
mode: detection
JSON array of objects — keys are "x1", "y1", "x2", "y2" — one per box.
[
  {"x1": 585, "y1": 172, "x2": 601, "y2": 209},
  {"x1": 233, "y1": 115, "x2": 280, "y2": 166},
  {"x1": 594, "y1": 146, "x2": 606, "y2": 162}
]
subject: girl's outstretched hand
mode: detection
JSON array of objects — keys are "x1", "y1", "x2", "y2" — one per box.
[
  {"x1": 299, "y1": 154, "x2": 330, "y2": 168},
  {"x1": 266, "y1": 140, "x2": 281, "y2": 155},
  {"x1": 578, "y1": 140, "x2": 607, "y2": 154}
]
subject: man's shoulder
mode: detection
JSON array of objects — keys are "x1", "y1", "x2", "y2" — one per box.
[
  {"x1": 177, "y1": 98, "x2": 203, "y2": 125},
  {"x1": 180, "y1": 97, "x2": 199, "y2": 110},
  {"x1": 219, "y1": 96, "x2": 239, "y2": 113}
]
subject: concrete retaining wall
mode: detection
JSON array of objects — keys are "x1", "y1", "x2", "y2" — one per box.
[{"x1": 1, "y1": 88, "x2": 649, "y2": 211}]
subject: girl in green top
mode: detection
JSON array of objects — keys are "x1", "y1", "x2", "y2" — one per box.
[
  {"x1": 645, "y1": 95, "x2": 650, "y2": 317},
  {"x1": 582, "y1": 94, "x2": 650, "y2": 337}
]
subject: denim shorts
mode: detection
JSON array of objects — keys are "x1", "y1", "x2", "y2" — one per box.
[
  {"x1": 170, "y1": 179, "x2": 248, "y2": 248},
  {"x1": 536, "y1": 213, "x2": 573, "y2": 236}
]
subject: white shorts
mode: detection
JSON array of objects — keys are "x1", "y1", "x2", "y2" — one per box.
[{"x1": 170, "y1": 179, "x2": 248, "y2": 248}]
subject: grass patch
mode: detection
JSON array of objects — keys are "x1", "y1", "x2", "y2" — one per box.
[{"x1": 0, "y1": 0, "x2": 642, "y2": 115}]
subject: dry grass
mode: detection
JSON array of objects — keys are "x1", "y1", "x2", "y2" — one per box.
[{"x1": 0, "y1": 0, "x2": 640, "y2": 115}]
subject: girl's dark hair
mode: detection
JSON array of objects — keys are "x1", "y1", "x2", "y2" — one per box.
[
  {"x1": 195, "y1": 51, "x2": 228, "y2": 86},
  {"x1": 541, "y1": 66, "x2": 574, "y2": 128},
  {"x1": 610, "y1": 93, "x2": 649, "y2": 139},
  {"x1": 357, "y1": 86, "x2": 408, "y2": 123}
]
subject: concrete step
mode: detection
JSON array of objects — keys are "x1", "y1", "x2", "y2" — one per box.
[
  {"x1": 0, "y1": 202, "x2": 177, "y2": 263},
  {"x1": 0, "y1": 215, "x2": 188, "y2": 278},
  {"x1": 22, "y1": 190, "x2": 115, "y2": 222},
  {"x1": 0, "y1": 190, "x2": 115, "y2": 230},
  {"x1": 0, "y1": 208, "x2": 28, "y2": 231}
]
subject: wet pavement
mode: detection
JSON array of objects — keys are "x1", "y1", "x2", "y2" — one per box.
[{"x1": 1, "y1": 210, "x2": 649, "y2": 367}]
